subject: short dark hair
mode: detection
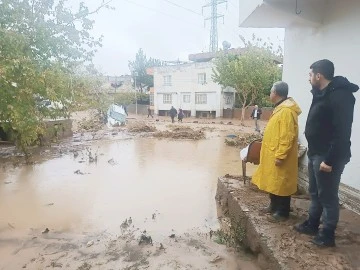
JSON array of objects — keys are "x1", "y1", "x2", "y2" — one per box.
[
  {"x1": 310, "y1": 59, "x2": 334, "y2": 80},
  {"x1": 273, "y1": 81, "x2": 288, "y2": 98}
]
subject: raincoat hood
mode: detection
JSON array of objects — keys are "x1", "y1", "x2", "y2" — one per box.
[
  {"x1": 274, "y1": 97, "x2": 302, "y2": 116},
  {"x1": 329, "y1": 76, "x2": 359, "y2": 93}
]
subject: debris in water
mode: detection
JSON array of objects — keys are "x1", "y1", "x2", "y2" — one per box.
[
  {"x1": 50, "y1": 262, "x2": 62, "y2": 268},
  {"x1": 108, "y1": 158, "x2": 117, "y2": 166},
  {"x1": 77, "y1": 262, "x2": 92, "y2": 270},
  {"x1": 121, "y1": 219, "x2": 129, "y2": 229},
  {"x1": 45, "y1": 203, "x2": 54, "y2": 206},
  {"x1": 169, "y1": 234, "x2": 176, "y2": 239},
  {"x1": 74, "y1": 170, "x2": 85, "y2": 175},
  {"x1": 210, "y1": 255, "x2": 224, "y2": 264},
  {"x1": 8, "y1": 223, "x2": 15, "y2": 229},
  {"x1": 42, "y1": 228, "x2": 49, "y2": 234},
  {"x1": 159, "y1": 243, "x2": 165, "y2": 250},
  {"x1": 85, "y1": 147, "x2": 98, "y2": 163},
  {"x1": 87, "y1": 240, "x2": 94, "y2": 247},
  {"x1": 139, "y1": 234, "x2": 153, "y2": 245},
  {"x1": 152, "y1": 213, "x2": 156, "y2": 220}
]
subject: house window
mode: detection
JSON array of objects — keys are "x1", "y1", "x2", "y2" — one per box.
[
  {"x1": 198, "y1": 73, "x2": 206, "y2": 85},
  {"x1": 183, "y1": 94, "x2": 191, "y2": 103},
  {"x1": 225, "y1": 94, "x2": 233, "y2": 105},
  {"x1": 150, "y1": 93, "x2": 154, "y2": 106},
  {"x1": 195, "y1": 93, "x2": 207, "y2": 104},
  {"x1": 163, "y1": 75, "x2": 172, "y2": 86},
  {"x1": 163, "y1": 94, "x2": 172, "y2": 104}
]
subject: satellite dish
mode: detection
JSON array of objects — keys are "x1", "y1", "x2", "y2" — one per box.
[{"x1": 222, "y1": 41, "x2": 231, "y2": 50}]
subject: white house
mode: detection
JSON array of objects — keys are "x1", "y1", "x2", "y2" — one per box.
[
  {"x1": 239, "y1": 0, "x2": 360, "y2": 212},
  {"x1": 153, "y1": 60, "x2": 235, "y2": 118}
]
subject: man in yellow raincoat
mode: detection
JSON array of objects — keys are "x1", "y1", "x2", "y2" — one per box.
[{"x1": 252, "y1": 81, "x2": 302, "y2": 221}]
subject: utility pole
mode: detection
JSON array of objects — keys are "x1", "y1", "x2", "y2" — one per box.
[
  {"x1": 134, "y1": 72, "x2": 138, "y2": 115},
  {"x1": 203, "y1": 0, "x2": 227, "y2": 52}
]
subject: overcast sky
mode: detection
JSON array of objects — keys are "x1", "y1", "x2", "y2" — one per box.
[{"x1": 79, "y1": 0, "x2": 284, "y2": 75}]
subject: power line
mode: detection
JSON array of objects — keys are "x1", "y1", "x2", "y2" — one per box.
[
  {"x1": 162, "y1": 0, "x2": 202, "y2": 16},
  {"x1": 122, "y1": 0, "x2": 190, "y2": 22}
]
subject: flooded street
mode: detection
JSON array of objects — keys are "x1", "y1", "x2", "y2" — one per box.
[{"x1": 0, "y1": 133, "x2": 259, "y2": 270}]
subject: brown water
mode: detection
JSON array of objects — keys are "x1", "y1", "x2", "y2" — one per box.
[{"x1": 0, "y1": 136, "x2": 258, "y2": 269}]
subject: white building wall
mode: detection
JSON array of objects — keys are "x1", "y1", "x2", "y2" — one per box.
[
  {"x1": 282, "y1": 0, "x2": 360, "y2": 190},
  {"x1": 154, "y1": 62, "x2": 227, "y2": 117}
]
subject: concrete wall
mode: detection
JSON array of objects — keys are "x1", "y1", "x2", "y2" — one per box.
[
  {"x1": 282, "y1": 0, "x2": 360, "y2": 191},
  {"x1": 153, "y1": 62, "x2": 235, "y2": 118},
  {"x1": 223, "y1": 106, "x2": 273, "y2": 120},
  {"x1": 43, "y1": 119, "x2": 73, "y2": 143},
  {"x1": 127, "y1": 104, "x2": 149, "y2": 115}
]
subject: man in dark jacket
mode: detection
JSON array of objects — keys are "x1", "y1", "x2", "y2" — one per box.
[
  {"x1": 294, "y1": 59, "x2": 358, "y2": 247},
  {"x1": 251, "y1": 105, "x2": 262, "y2": 132},
  {"x1": 169, "y1": 106, "x2": 177, "y2": 123}
]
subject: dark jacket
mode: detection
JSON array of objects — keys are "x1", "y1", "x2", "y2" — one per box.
[
  {"x1": 251, "y1": 108, "x2": 262, "y2": 119},
  {"x1": 169, "y1": 107, "x2": 177, "y2": 117},
  {"x1": 305, "y1": 76, "x2": 358, "y2": 166}
]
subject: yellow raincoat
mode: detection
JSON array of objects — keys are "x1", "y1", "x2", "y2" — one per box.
[{"x1": 252, "y1": 98, "x2": 302, "y2": 196}]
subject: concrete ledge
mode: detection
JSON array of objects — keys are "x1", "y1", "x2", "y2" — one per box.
[
  {"x1": 216, "y1": 176, "x2": 360, "y2": 270},
  {"x1": 42, "y1": 119, "x2": 73, "y2": 143}
]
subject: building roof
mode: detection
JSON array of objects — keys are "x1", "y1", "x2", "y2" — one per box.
[
  {"x1": 188, "y1": 48, "x2": 247, "y2": 62},
  {"x1": 239, "y1": 0, "x2": 325, "y2": 28}
]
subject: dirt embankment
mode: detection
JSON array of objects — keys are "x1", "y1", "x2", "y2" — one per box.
[
  {"x1": 154, "y1": 126, "x2": 206, "y2": 140},
  {"x1": 225, "y1": 133, "x2": 262, "y2": 148}
]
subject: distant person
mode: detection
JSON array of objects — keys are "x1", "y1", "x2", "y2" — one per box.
[
  {"x1": 294, "y1": 59, "x2": 358, "y2": 247},
  {"x1": 169, "y1": 106, "x2": 177, "y2": 123},
  {"x1": 252, "y1": 81, "x2": 301, "y2": 222},
  {"x1": 178, "y1": 109, "x2": 184, "y2": 122},
  {"x1": 147, "y1": 107, "x2": 153, "y2": 118},
  {"x1": 251, "y1": 105, "x2": 262, "y2": 132}
]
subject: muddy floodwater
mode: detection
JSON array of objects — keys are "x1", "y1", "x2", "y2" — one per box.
[{"x1": 0, "y1": 136, "x2": 259, "y2": 270}]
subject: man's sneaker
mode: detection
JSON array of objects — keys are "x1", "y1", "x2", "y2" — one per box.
[
  {"x1": 311, "y1": 229, "x2": 335, "y2": 247},
  {"x1": 267, "y1": 212, "x2": 289, "y2": 223},
  {"x1": 294, "y1": 220, "x2": 318, "y2": 236}
]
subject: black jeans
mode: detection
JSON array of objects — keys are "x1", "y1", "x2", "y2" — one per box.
[
  {"x1": 270, "y1": 193, "x2": 291, "y2": 217},
  {"x1": 308, "y1": 155, "x2": 346, "y2": 231}
]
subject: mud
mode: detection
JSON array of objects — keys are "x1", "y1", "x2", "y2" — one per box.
[
  {"x1": 154, "y1": 127, "x2": 205, "y2": 140},
  {"x1": 225, "y1": 133, "x2": 263, "y2": 148},
  {"x1": 75, "y1": 110, "x2": 105, "y2": 132},
  {"x1": 127, "y1": 122, "x2": 157, "y2": 133},
  {"x1": 0, "y1": 124, "x2": 260, "y2": 270},
  {"x1": 216, "y1": 176, "x2": 360, "y2": 270}
]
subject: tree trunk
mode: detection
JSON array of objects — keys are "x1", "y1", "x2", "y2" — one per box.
[{"x1": 241, "y1": 104, "x2": 246, "y2": 125}]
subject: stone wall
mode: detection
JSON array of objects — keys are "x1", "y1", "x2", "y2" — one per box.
[
  {"x1": 42, "y1": 119, "x2": 73, "y2": 143},
  {"x1": 223, "y1": 106, "x2": 273, "y2": 120}
]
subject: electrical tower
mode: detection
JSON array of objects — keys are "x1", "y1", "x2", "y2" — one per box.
[{"x1": 203, "y1": 0, "x2": 227, "y2": 52}]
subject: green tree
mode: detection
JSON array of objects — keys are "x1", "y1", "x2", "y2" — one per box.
[
  {"x1": 0, "y1": 0, "x2": 111, "y2": 152},
  {"x1": 128, "y1": 48, "x2": 162, "y2": 93},
  {"x1": 212, "y1": 47, "x2": 281, "y2": 123}
]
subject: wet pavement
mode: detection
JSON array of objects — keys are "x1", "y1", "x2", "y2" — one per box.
[{"x1": 0, "y1": 135, "x2": 259, "y2": 269}]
